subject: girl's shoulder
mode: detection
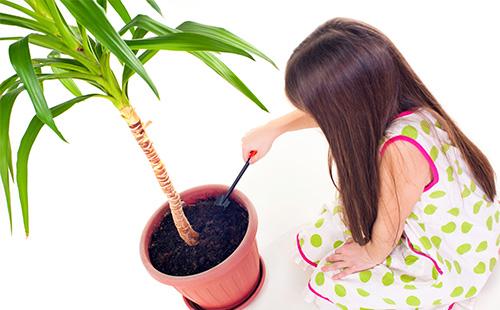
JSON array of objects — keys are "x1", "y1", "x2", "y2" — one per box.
[{"x1": 379, "y1": 106, "x2": 450, "y2": 155}]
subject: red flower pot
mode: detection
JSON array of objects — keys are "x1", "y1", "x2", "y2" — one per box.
[{"x1": 139, "y1": 184, "x2": 264, "y2": 309}]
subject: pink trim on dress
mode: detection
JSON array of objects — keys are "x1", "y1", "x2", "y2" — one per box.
[
  {"x1": 393, "y1": 109, "x2": 415, "y2": 119},
  {"x1": 308, "y1": 280, "x2": 334, "y2": 303},
  {"x1": 296, "y1": 232, "x2": 318, "y2": 267},
  {"x1": 379, "y1": 135, "x2": 439, "y2": 192},
  {"x1": 406, "y1": 236, "x2": 443, "y2": 275},
  {"x1": 448, "y1": 302, "x2": 456, "y2": 309}
]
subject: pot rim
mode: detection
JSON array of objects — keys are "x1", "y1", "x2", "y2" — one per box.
[{"x1": 139, "y1": 184, "x2": 258, "y2": 285}]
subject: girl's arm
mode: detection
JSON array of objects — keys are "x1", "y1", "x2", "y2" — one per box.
[
  {"x1": 267, "y1": 109, "x2": 318, "y2": 134},
  {"x1": 365, "y1": 139, "x2": 433, "y2": 262},
  {"x1": 323, "y1": 139, "x2": 432, "y2": 278},
  {"x1": 242, "y1": 109, "x2": 318, "y2": 163}
]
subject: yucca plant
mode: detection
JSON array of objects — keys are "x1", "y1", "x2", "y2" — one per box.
[{"x1": 0, "y1": 0, "x2": 276, "y2": 246}]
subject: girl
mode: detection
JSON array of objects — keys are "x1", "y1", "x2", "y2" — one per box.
[{"x1": 241, "y1": 17, "x2": 499, "y2": 309}]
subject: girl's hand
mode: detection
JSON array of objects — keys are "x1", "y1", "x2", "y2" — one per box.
[
  {"x1": 321, "y1": 239, "x2": 383, "y2": 280},
  {"x1": 241, "y1": 123, "x2": 281, "y2": 164}
]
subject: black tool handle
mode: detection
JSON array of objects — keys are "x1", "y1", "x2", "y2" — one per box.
[{"x1": 221, "y1": 150, "x2": 257, "y2": 202}]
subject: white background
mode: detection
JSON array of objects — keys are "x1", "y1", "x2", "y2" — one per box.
[{"x1": 0, "y1": 0, "x2": 499, "y2": 309}]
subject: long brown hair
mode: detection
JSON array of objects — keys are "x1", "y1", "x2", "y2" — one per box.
[{"x1": 285, "y1": 17, "x2": 497, "y2": 245}]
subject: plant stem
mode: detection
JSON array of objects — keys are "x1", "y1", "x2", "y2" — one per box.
[{"x1": 120, "y1": 106, "x2": 200, "y2": 246}]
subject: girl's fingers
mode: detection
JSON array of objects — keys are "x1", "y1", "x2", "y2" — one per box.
[
  {"x1": 326, "y1": 253, "x2": 343, "y2": 262},
  {"x1": 321, "y1": 261, "x2": 349, "y2": 272},
  {"x1": 331, "y1": 266, "x2": 356, "y2": 280}
]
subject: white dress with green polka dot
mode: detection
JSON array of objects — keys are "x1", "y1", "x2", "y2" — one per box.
[{"x1": 293, "y1": 107, "x2": 500, "y2": 310}]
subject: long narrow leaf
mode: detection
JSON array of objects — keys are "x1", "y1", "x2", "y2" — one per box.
[
  {"x1": 0, "y1": 75, "x2": 19, "y2": 96},
  {"x1": 108, "y1": 0, "x2": 132, "y2": 27},
  {"x1": 61, "y1": 0, "x2": 159, "y2": 98},
  {"x1": 16, "y1": 94, "x2": 98, "y2": 236},
  {"x1": 145, "y1": 0, "x2": 162, "y2": 15},
  {"x1": 9, "y1": 37, "x2": 66, "y2": 141},
  {"x1": 0, "y1": 12, "x2": 51, "y2": 33},
  {"x1": 192, "y1": 51, "x2": 268, "y2": 111},
  {"x1": 120, "y1": 15, "x2": 268, "y2": 111},
  {"x1": 125, "y1": 33, "x2": 253, "y2": 59},
  {"x1": 0, "y1": 87, "x2": 23, "y2": 232},
  {"x1": 177, "y1": 21, "x2": 277, "y2": 69}
]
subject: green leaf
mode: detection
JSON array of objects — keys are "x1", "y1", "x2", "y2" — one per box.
[
  {"x1": 125, "y1": 33, "x2": 254, "y2": 59},
  {"x1": 177, "y1": 21, "x2": 277, "y2": 69},
  {"x1": 61, "y1": 0, "x2": 159, "y2": 98},
  {"x1": 9, "y1": 37, "x2": 66, "y2": 141},
  {"x1": 16, "y1": 94, "x2": 98, "y2": 236},
  {"x1": 0, "y1": 87, "x2": 23, "y2": 232},
  {"x1": 43, "y1": 0, "x2": 80, "y2": 49},
  {"x1": 145, "y1": 0, "x2": 162, "y2": 15},
  {"x1": 120, "y1": 15, "x2": 268, "y2": 111},
  {"x1": 192, "y1": 51, "x2": 268, "y2": 111},
  {"x1": 96, "y1": 0, "x2": 107, "y2": 11},
  {"x1": 46, "y1": 51, "x2": 82, "y2": 96},
  {"x1": 0, "y1": 12, "x2": 50, "y2": 33},
  {"x1": 108, "y1": 0, "x2": 132, "y2": 29},
  {"x1": 0, "y1": 74, "x2": 19, "y2": 96}
]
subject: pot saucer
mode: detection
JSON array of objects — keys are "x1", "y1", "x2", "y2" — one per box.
[{"x1": 183, "y1": 255, "x2": 266, "y2": 310}]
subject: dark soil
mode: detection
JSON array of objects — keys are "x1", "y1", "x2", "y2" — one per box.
[{"x1": 148, "y1": 196, "x2": 249, "y2": 276}]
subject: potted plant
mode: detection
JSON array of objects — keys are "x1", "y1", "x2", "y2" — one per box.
[{"x1": 0, "y1": 1, "x2": 276, "y2": 308}]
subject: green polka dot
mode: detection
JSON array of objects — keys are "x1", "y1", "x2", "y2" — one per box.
[
  {"x1": 497, "y1": 233, "x2": 500, "y2": 246},
  {"x1": 299, "y1": 238, "x2": 304, "y2": 247},
  {"x1": 435, "y1": 120, "x2": 442, "y2": 129},
  {"x1": 385, "y1": 255, "x2": 392, "y2": 267},
  {"x1": 333, "y1": 240, "x2": 343, "y2": 249},
  {"x1": 450, "y1": 286, "x2": 464, "y2": 297},
  {"x1": 465, "y1": 286, "x2": 477, "y2": 298},
  {"x1": 333, "y1": 205, "x2": 342, "y2": 214},
  {"x1": 383, "y1": 297, "x2": 396, "y2": 305},
  {"x1": 496, "y1": 211, "x2": 499, "y2": 223},
  {"x1": 487, "y1": 216, "x2": 493, "y2": 231},
  {"x1": 430, "y1": 146, "x2": 439, "y2": 161},
  {"x1": 359, "y1": 270, "x2": 372, "y2": 283},
  {"x1": 470, "y1": 180, "x2": 477, "y2": 192},
  {"x1": 446, "y1": 166, "x2": 454, "y2": 182},
  {"x1": 456, "y1": 162, "x2": 463, "y2": 175},
  {"x1": 400, "y1": 274, "x2": 416, "y2": 283},
  {"x1": 402, "y1": 125, "x2": 418, "y2": 139},
  {"x1": 335, "y1": 303, "x2": 347, "y2": 310},
  {"x1": 454, "y1": 260, "x2": 462, "y2": 274},
  {"x1": 448, "y1": 208, "x2": 459, "y2": 216},
  {"x1": 382, "y1": 272, "x2": 394, "y2": 286},
  {"x1": 405, "y1": 255, "x2": 418, "y2": 266},
  {"x1": 475, "y1": 241, "x2": 488, "y2": 252},
  {"x1": 433, "y1": 299, "x2": 442, "y2": 305},
  {"x1": 441, "y1": 143, "x2": 450, "y2": 153},
  {"x1": 424, "y1": 204, "x2": 437, "y2": 215},
  {"x1": 334, "y1": 284, "x2": 346, "y2": 297},
  {"x1": 404, "y1": 284, "x2": 417, "y2": 290},
  {"x1": 432, "y1": 281, "x2": 443, "y2": 288},
  {"x1": 441, "y1": 222, "x2": 456, "y2": 233},
  {"x1": 432, "y1": 267, "x2": 439, "y2": 280},
  {"x1": 406, "y1": 295, "x2": 421, "y2": 306},
  {"x1": 474, "y1": 262, "x2": 486, "y2": 274},
  {"x1": 490, "y1": 257, "x2": 497, "y2": 272},
  {"x1": 430, "y1": 190, "x2": 446, "y2": 199},
  {"x1": 431, "y1": 236, "x2": 442, "y2": 249},
  {"x1": 314, "y1": 218, "x2": 325, "y2": 228},
  {"x1": 310, "y1": 234, "x2": 322, "y2": 247},
  {"x1": 418, "y1": 222, "x2": 426, "y2": 231},
  {"x1": 356, "y1": 288, "x2": 370, "y2": 297},
  {"x1": 461, "y1": 221, "x2": 473, "y2": 233},
  {"x1": 408, "y1": 212, "x2": 419, "y2": 220},
  {"x1": 420, "y1": 120, "x2": 431, "y2": 134},
  {"x1": 445, "y1": 260, "x2": 452, "y2": 272},
  {"x1": 473, "y1": 201, "x2": 483, "y2": 214},
  {"x1": 456, "y1": 243, "x2": 471, "y2": 255},
  {"x1": 436, "y1": 252, "x2": 444, "y2": 264},
  {"x1": 461, "y1": 185, "x2": 471, "y2": 198},
  {"x1": 315, "y1": 272, "x2": 325, "y2": 286},
  {"x1": 419, "y1": 236, "x2": 432, "y2": 250}
]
